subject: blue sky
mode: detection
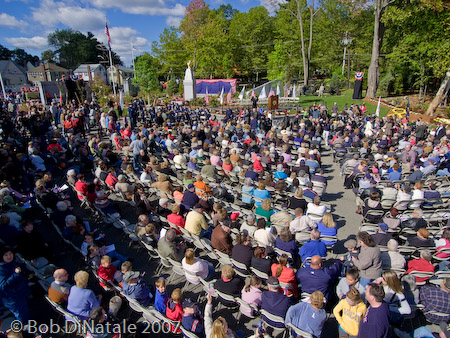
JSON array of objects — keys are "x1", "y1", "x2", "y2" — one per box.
[{"x1": 0, "y1": 0, "x2": 279, "y2": 66}]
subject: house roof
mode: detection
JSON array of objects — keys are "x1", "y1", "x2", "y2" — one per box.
[
  {"x1": 0, "y1": 60, "x2": 26, "y2": 75},
  {"x1": 27, "y1": 63, "x2": 68, "y2": 73},
  {"x1": 73, "y1": 64, "x2": 104, "y2": 73},
  {"x1": 108, "y1": 65, "x2": 134, "y2": 73}
]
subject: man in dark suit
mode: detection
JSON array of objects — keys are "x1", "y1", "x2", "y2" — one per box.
[{"x1": 435, "y1": 123, "x2": 446, "y2": 141}]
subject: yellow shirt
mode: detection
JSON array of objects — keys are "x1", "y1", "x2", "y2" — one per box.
[
  {"x1": 333, "y1": 298, "x2": 367, "y2": 336},
  {"x1": 185, "y1": 210, "x2": 208, "y2": 236}
]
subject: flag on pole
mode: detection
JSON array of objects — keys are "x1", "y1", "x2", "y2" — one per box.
[
  {"x1": 375, "y1": 96, "x2": 381, "y2": 117},
  {"x1": 119, "y1": 90, "x2": 124, "y2": 110},
  {"x1": 276, "y1": 83, "x2": 281, "y2": 96},
  {"x1": 219, "y1": 86, "x2": 224, "y2": 105},
  {"x1": 205, "y1": 87, "x2": 209, "y2": 105},
  {"x1": 268, "y1": 86, "x2": 275, "y2": 97},
  {"x1": 292, "y1": 84, "x2": 297, "y2": 99},
  {"x1": 259, "y1": 86, "x2": 267, "y2": 99},
  {"x1": 239, "y1": 86, "x2": 245, "y2": 100},
  {"x1": 227, "y1": 86, "x2": 232, "y2": 102},
  {"x1": 105, "y1": 20, "x2": 112, "y2": 46}
]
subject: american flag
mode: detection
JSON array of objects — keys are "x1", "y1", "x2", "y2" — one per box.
[{"x1": 105, "y1": 22, "x2": 111, "y2": 44}]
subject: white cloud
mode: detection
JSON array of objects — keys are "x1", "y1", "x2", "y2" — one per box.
[
  {"x1": 0, "y1": 13, "x2": 27, "y2": 28},
  {"x1": 87, "y1": 0, "x2": 185, "y2": 16},
  {"x1": 5, "y1": 36, "x2": 49, "y2": 50},
  {"x1": 31, "y1": 0, "x2": 105, "y2": 31},
  {"x1": 93, "y1": 26, "x2": 150, "y2": 66},
  {"x1": 166, "y1": 16, "x2": 182, "y2": 28}
]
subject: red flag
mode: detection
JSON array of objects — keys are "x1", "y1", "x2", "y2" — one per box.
[
  {"x1": 268, "y1": 86, "x2": 275, "y2": 97},
  {"x1": 105, "y1": 22, "x2": 111, "y2": 44},
  {"x1": 226, "y1": 86, "x2": 232, "y2": 102}
]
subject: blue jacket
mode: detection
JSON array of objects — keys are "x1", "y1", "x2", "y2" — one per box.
[
  {"x1": 182, "y1": 313, "x2": 205, "y2": 338},
  {"x1": 296, "y1": 261, "x2": 342, "y2": 299},
  {"x1": 299, "y1": 240, "x2": 327, "y2": 262},
  {"x1": 154, "y1": 290, "x2": 168, "y2": 314},
  {"x1": 285, "y1": 302, "x2": 326, "y2": 338},
  {"x1": 67, "y1": 286, "x2": 99, "y2": 320},
  {"x1": 261, "y1": 290, "x2": 291, "y2": 328},
  {"x1": 122, "y1": 279, "x2": 152, "y2": 307},
  {"x1": 0, "y1": 260, "x2": 30, "y2": 302}
]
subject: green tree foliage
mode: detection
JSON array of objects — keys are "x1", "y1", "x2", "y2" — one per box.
[
  {"x1": 132, "y1": 53, "x2": 161, "y2": 94},
  {"x1": 48, "y1": 29, "x2": 122, "y2": 70},
  {"x1": 0, "y1": 44, "x2": 39, "y2": 66},
  {"x1": 166, "y1": 78, "x2": 179, "y2": 95},
  {"x1": 152, "y1": 27, "x2": 187, "y2": 78}
]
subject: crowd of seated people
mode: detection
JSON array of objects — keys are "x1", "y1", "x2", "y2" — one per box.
[{"x1": 1, "y1": 95, "x2": 450, "y2": 338}]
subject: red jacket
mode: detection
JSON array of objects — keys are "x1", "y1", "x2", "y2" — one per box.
[
  {"x1": 406, "y1": 258, "x2": 434, "y2": 283},
  {"x1": 253, "y1": 160, "x2": 264, "y2": 172},
  {"x1": 97, "y1": 264, "x2": 117, "y2": 288},
  {"x1": 105, "y1": 174, "x2": 118, "y2": 188},
  {"x1": 75, "y1": 180, "x2": 88, "y2": 200},
  {"x1": 166, "y1": 298, "x2": 183, "y2": 332},
  {"x1": 271, "y1": 264, "x2": 298, "y2": 298},
  {"x1": 167, "y1": 213, "x2": 185, "y2": 234}
]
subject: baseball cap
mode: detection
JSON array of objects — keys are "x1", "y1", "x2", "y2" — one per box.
[
  {"x1": 344, "y1": 239, "x2": 357, "y2": 249},
  {"x1": 246, "y1": 214, "x2": 256, "y2": 223},
  {"x1": 378, "y1": 223, "x2": 389, "y2": 231},
  {"x1": 182, "y1": 298, "x2": 196, "y2": 308},
  {"x1": 267, "y1": 276, "x2": 280, "y2": 288},
  {"x1": 188, "y1": 183, "x2": 195, "y2": 189},
  {"x1": 123, "y1": 271, "x2": 140, "y2": 283}
]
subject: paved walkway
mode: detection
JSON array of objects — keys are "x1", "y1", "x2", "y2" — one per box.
[{"x1": 320, "y1": 149, "x2": 362, "y2": 254}]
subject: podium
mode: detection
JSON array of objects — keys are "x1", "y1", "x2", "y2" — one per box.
[{"x1": 268, "y1": 95, "x2": 279, "y2": 110}]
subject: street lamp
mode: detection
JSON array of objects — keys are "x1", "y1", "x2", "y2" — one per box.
[{"x1": 342, "y1": 33, "x2": 352, "y2": 89}]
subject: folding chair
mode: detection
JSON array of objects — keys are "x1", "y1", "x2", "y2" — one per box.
[
  {"x1": 231, "y1": 259, "x2": 250, "y2": 278},
  {"x1": 260, "y1": 309, "x2": 287, "y2": 337},
  {"x1": 214, "y1": 249, "x2": 233, "y2": 266},
  {"x1": 407, "y1": 271, "x2": 434, "y2": 286},
  {"x1": 235, "y1": 297, "x2": 259, "y2": 322},
  {"x1": 250, "y1": 267, "x2": 269, "y2": 281},
  {"x1": 286, "y1": 323, "x2": 313, "y2": 338}
]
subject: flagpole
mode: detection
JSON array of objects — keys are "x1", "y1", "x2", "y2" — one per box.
[
  {"x1": 0, "y1": 72, "x2": 7, "y2": 99},
  {"x1": 105, "y1": 17, "x2": 116, "y2": 97},
  {"x1": 131, "y1": 43, "x2": 135, "y2": 78}
]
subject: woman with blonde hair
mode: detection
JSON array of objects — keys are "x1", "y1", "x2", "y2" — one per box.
[
  {"x1": 377, "y1": 270, "x2": 411, "y2": 323},
  {"x1": 255, "y1": 198, "x2": 274, "y2": 226},
  {"x1": 317, "y1": 213, "x2": 337, "y2": 246},
  {"x1": 67, "y1": 270, "x2": 100, "y2": 320},
  {"x1": 252, "y1": 181, "x2": 271, "y2": 207}
]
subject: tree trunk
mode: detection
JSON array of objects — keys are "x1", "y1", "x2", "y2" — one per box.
[
  {"x1": 306, "y1": 3, "x2": 314, "y2": 87},
  {"x1": 366, "y1": 2, "x2": 386, "y2": 98},
  {"x1": 296, "y1": 0, "x2": 308, "y2": 87},
  {"x1": 426, "y1": 70, "x2": 450, "y2": 116}
]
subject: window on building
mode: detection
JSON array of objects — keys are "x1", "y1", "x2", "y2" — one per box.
[{"x1": 39, "y1": 72, "x2": 43, "y2": 78}]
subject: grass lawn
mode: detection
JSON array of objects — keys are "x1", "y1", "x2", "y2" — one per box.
[{"x1": 293, "y1": 89, "x2": 390, "y2": 117}]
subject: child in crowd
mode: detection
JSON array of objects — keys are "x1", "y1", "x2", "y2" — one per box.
[
  {"x1": 97, "y1": 255, "x2": 117, "y2": 289},
  {"x1": 240, "y1": 276, "x2": 262, "y2": 317},
  {"x1": 333, "y1": 287, "x2": 367, "y2": 337},
  {"x1": 166, "y1": 288, "x2": 183, "y2": 333},
  {"x1": 154, "y1": 278, "x2": 168, "y2": 315},
  {"x1": 341, "y1": 239, "x2": 359, "y2": 276},
  {"x1": 86, "y1": 244, "x2": 101, "y2": 270},
  {"x1": 336, "y1": 267, "x2": 366, "y2": 300},
  {"x1": 115, "y1": 260, "x2": 132, "y2": 287},
  {"x1": 81, "y1": 232, "x2": 104, "y2": 256}
]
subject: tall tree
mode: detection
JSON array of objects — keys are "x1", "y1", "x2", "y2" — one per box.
[
  {"x1": 179, "y1": 0, "x2": 210, "y2": 70},
  {"x1": 132, "y1": 53, "x2": 161, "y2": 99},
  {"x1": 152, "y1": 27, "x2": 187, "y2": 78},
  {"x1": 277, "y1": 0, "x2": 321, "y2": 86},
  {"x1": 366, "y1": 0, "x2": 394, "y2": 97},
  {"x1": 0, "y1": 45, "x2": 11, "y2": 60},
  {"x1": 48, "y1": 29, "x2": 122, "y2": 69}
]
